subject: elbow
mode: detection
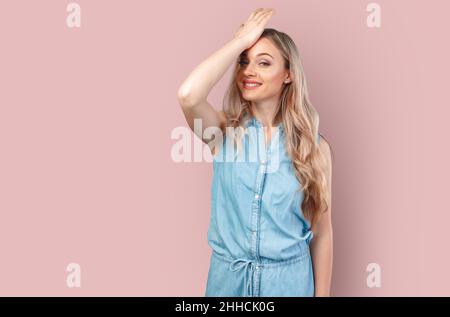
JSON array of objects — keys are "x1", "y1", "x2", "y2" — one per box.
[
  {"x1": 177, "y1": 85, "x2": 197, "y2": 109},
  {"x1": 177, "y1": 86, "x2": 189, "y2": 106},
  {"x1": 314, "y1": 224, "x2": 333, "y2": 240}
]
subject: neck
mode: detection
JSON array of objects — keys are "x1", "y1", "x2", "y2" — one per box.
[{"x1": 250, "y1": 100, "x2": 280, "y2": 127}]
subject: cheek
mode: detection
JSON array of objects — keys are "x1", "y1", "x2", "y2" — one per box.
[
  {"x1": 263, "y1": 70, "x2": 286, "y2": 86},
  {"x1": 262, "y1": 75, "x2": 285, "y2": 93}
]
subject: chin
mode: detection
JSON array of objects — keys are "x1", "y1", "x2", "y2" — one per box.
[
  {"x1": 241, "y1": 92, "x2": 261, "y2": 100},
  {"x1": 242, "y1": 96, "x2": 257, "y2": 103}
]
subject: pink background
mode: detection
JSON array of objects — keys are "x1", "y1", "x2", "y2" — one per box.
[{"x1": 0, "y1": 0, "x2": 449, "y2": 296}]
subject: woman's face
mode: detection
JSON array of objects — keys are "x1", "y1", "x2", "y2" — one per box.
[{"x1": 236, "y1": 37, "x2": 290, "y2": 102}]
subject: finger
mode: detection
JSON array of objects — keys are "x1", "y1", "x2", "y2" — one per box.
[
  {"x1": 251, "y1": 8, "x2": 267, "y2": 21},
  {"x1": 255, "y1": 10, "x2": 274, "y2": 24},
  {"x1": 256, "y1": 9, "x2": 274, "y2": 20},
  {"x1": 248, "y1": 9, "x2": 262, "y2": 22},
  {"x1": 249, "y1": 8, "x2": 264, "y2": 20}
]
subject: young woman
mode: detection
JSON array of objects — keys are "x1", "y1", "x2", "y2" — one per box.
[{"x1": 178, "y1": 8, "x2": 333, "y2": 297}]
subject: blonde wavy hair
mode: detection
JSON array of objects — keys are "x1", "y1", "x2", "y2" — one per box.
[{"x1": 222, "y1": 28, "x2": 333, "y2": 227}]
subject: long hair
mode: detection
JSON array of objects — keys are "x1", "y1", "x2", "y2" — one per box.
[{"x1": 222, "y1": 28, "x2": 333, "y2": 227}]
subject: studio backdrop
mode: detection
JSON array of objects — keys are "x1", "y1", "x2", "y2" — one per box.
[{"x1": 0, "y1": 0, "x2": 449, "y2": 296}]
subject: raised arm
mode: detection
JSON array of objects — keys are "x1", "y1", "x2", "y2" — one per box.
[{"x1": 177, "y1": 8, "x2": 275, "y2": 153}]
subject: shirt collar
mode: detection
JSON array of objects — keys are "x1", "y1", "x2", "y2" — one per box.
[{"x1": 246, "y1": 116, "x2": 284, "y2": 133}]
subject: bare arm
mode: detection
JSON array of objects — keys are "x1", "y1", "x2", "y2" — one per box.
[
  {"x1": 310, "y1": 138, "x2": 333, "y2": 296},
  {"x1": 177, "y1": 8, "x2": 275, "y2": 153},
  {"x1": 177, "y1": 38, "x2": 246, "y2": 147}
]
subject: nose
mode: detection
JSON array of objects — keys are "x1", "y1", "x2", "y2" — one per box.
[{"x1": 242, "y1": 62, "x2": 257, "y2": 77}]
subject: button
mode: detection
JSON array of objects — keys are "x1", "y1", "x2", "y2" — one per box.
[{"x1": 254, "y1": 194, "x2": 260, "y2": 200}]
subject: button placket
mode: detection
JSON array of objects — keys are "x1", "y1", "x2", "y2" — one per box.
[
  {"x1": 255, "y1": 121, "x2": 269, "y2": 296},
  {"x1": 247, "y1": 117, "x2": 275, "y2": 297}
]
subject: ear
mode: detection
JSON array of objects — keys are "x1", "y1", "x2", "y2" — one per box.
[{"x1": 284, "y1": 74, "x2": 291, "y2": 84}]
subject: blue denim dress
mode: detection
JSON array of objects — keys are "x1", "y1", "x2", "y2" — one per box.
[{"x1": 205, "y1": 116, "x2": 320, "y2": 297}]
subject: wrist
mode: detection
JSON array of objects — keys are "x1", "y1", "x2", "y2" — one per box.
[
  {"x1": 314, "y1": 289, "x2": 331, "y2": 297},
  {"x1": 229, "y1": 37, "x2": 250, "y2": 52}
]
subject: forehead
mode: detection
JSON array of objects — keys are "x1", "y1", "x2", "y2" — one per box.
[{"x1": 240, "y1": 37, "x2": 280, "y2": 59}]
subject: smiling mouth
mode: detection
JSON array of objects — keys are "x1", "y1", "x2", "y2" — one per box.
[{"x1": 243, "y1": 82, "x2": 262, "y2": 89}]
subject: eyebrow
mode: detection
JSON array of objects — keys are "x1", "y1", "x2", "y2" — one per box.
[{"x1": 240, "y1": 52, "x2": 274, "y2": 59}]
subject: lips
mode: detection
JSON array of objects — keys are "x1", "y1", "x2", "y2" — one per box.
[{"x1": 243, "y1": 80, "x2": 262, "y2": 89}]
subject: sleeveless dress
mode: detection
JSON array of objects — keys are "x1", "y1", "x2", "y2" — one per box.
[{"x1": 205, "y1": 116, "x2": 320, "y2": 297}]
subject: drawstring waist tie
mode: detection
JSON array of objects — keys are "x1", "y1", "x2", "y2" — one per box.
[{"x1": 212, "y1": 247, "x2": 310, "y2": 297}]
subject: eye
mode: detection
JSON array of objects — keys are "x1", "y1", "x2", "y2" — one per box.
[{"x1": 238, "y1": 60, "x2": 270, "y2": 67}]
